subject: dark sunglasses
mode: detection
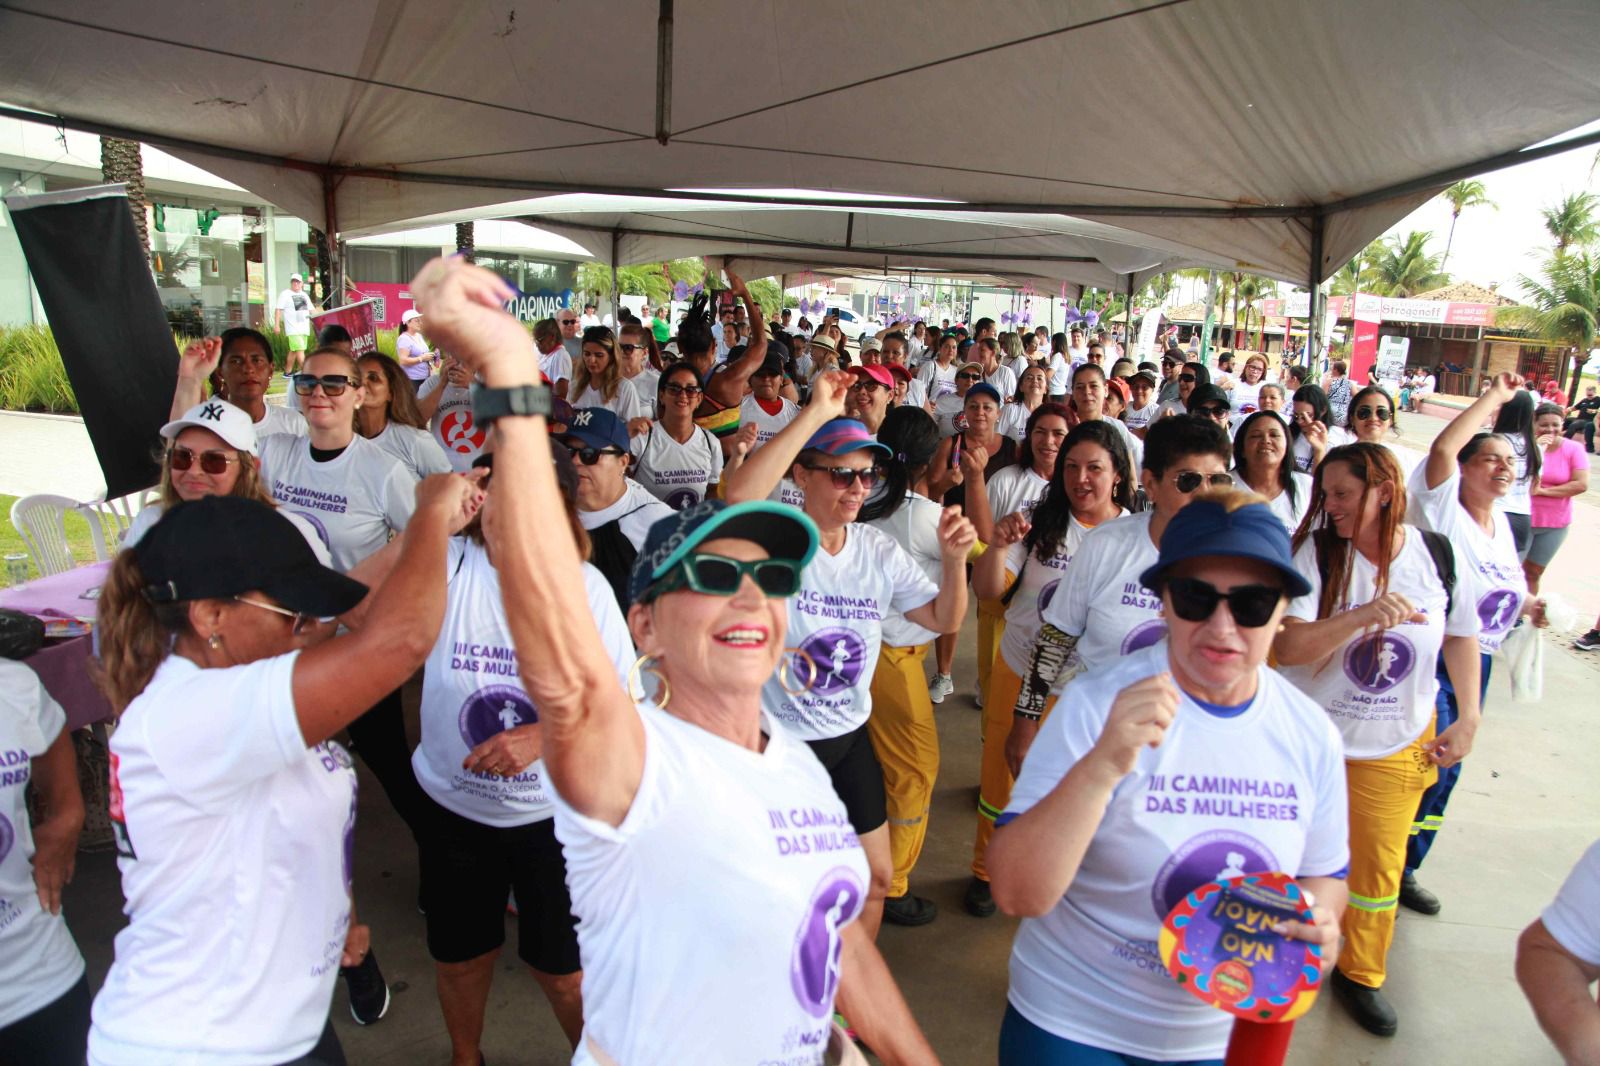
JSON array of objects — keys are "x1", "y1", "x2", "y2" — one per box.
[
  {"x1": 169, "y1": 446, "x2": 240, "y2": 474},
  {"x1": 1172, "y1": 471, "x2": 1235, "y2": 494},
  {"x1": 1179, "y1": 374, "x2": 1198, "y2": 383},
  {"x1": 649, "y1": 552, "x2": 803, "y2": 601},
  {"x1": 1195, "y1": 405, "x2": 1230, "y2": 419},
  {"x1": 1165, "y1": 576, "x2": 1283, "y2": 628},
  {"x1": 849, "y1": 379, "x2": 886, "y2": 392},
  {"x1": 1355, "y1": 405, "x2": 1392, "y2": 421},
  {"x1": 662, "y1": 382, "x2": 704, "y2": 398},
  {"x1": 572, "y1": 446, "x2": 626, "y2": 465},
  {"x1": 291, "y1": 373, "x2": 355, "y2": 397},
  {"x1": 801, "y1": 463, "x2": 881, "y2": 490},
  {"x1": 620, "y1": 343, "x2": 649, "y2": 354},
  {"x1": 955, "y1": 372, "x2": 982, "y2": 381}
]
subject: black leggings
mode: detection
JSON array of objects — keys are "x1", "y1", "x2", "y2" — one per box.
[
  {"x1": 0, "y1": 973, "x2": 91, "y2": 1066},
  {"x1": 346, "y1": 687, "x2": 427, "y2": 841}
]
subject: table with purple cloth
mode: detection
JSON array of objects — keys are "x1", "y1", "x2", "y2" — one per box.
[{"x1": 2, "y1": 561, "x2": 113, "y2": 731}]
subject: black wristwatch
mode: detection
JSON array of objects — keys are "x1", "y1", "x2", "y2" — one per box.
[{"x1": 471, "y1": 383, "x2": 553, "y2": 423}]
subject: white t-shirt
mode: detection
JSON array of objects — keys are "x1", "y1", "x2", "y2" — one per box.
[
  {"x1": 276, "y1": 288, "x2": 312, "y2": 337},
  {"x1": 933, "y1": 392, "x2": 966, "y2": 437},
  {"x1": 552, "y1": 704, "x2": 869, "y2": 1066},
  {"x1": 1230, "y1": 470, "x2": 1314, "y2": 533},
  {"x1": 1039, "y1": 511, "x2": 1166, "y2": 674},
  {"x1": 1067, "y1": 343, "x2": 1090, "y2": 364},
  {"x1": 578, "y1": 478, "x2": 675, "y2": 551},
  {"x1": 90, "y1": 653, "x2": 355, "y2": 1066},
  {"x1": 1282, "y1": 529, "x2": 1480, "y2": 759},
  {"x1": 986, "y1": 465, "x2": 1050, "y2": 525},
  {"x1": 996, "y1": 402, "x2": 1034, "y2": 443},
  {"x1": 1001, "y1": 646, "x2": 1348, "y2": 1062},
  {"x1": 368, "y1": 422, "x2": 453, "y2": 480},
  {"x1": 985, "y1": 363, "x2": 1019, "y2": 400},
  {"x1": 418, "y1": 376, "x2": 486, "y2": 473},
  {"x1": 868, "y1": 491, "x2": 944, "y2": 648},
  {"x1": 901, "y1": 376, "x2": 929, "y2": 409},
  {"x1": 999, "y1": 510, "x2": 1123, "y2": 677},
  {"x1": 1542, "y1": 838, "x2": 1600, "y2": 967},
  {"x1": 765, "y1": 523, "x2": 938, "y2": 741},
  {"x1": 1498, "y1": 435, "x2": 1534, "y2": 517},
  {"x1": 1407, "y1": 466, "x2": 1526, "y2": 654},
  {"x1": 917, "y1": 360, "x2": 959, "y2": 401},
  {"x1": 1231, "y1": 380, "x2": 1265, "y2": 418},
  {"x1": 629, "y1": 424, "x2": 724, "y2": 511},
  {"x1": 124, "y1": 504, "x2": 333, "y2": 567},
  {"x1": 1042, "y1": 354, "x2": 1071, "y2": 395},
  {"x1": 256, "y1": 403, "x2": 307, "y2": 437},
  {"x1": 1088, "y1": 415, "x2": 1144, "y2": 472},
  {"x1": 739, "y1": 395, "x2": 800, "y2": 452},
  {"x1": 414, "y1": 541, "x2": 633, "y2": 827},
  {"x1": 258, "y1": 433, "x2": 415, "y2": 572},
  {"x1": 1290, "y1": 425, "x2": 1352, "y2": 473},
  {"x1": 571, "y1": 377, "x2": 646, "y2": 422},
  {"x1": 624, "y1": 367, "x2": 661, "y2": 415},
  {"x1": 541, "y1": 348, "x2": 573, "y2": 389},
  {"x1": 1124, "y1": 401, "x2": 1160, "y2": 432},
  {"x1": 0, "y1": 661, "x2": 86, "y2": 1031},
  {"x1": 1377, "y1": 440, "x2": 1423, "y2": 482}
]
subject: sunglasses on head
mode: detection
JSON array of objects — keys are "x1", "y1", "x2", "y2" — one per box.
[
  {"x1": 662, "y1": 382, "x2": 703, "y2": 398},
  {"x1": 291, "y1": 373, "x2": 355, "y2": 397},
  {"x1": 169, "y1": 445, "x2": 240, "y2": 474},
  {"x1": 648, "y1": 552, "x2": 803, "y2": 602},
  {"x1": 232, "y1": 595, "x2": 316, "y2": 636},
  {"x1": 801, "y1": 462, "x2": 881, "y2": 490},
  {"x1": 1172, "y1": 471, "x2": 1235, "y2": 494},
  {"x1": 1164, "y1": 576, "x2": 1283, "y2": 628},
  {"x1": 1355, "y1": 405, "x2": 1392, "y2": 421},
  {"x1": 571, "y1": 446, "x2": 626, "y2": 465}
]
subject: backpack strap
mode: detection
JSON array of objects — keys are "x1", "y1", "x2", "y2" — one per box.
[{"x1": 1417, "y1": 528, "x2": 1457, "y2": 616}]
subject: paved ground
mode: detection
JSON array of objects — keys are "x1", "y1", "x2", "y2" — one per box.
[{"x1": 25, "y1": 403, "x2": 1600, "y2": 1064}]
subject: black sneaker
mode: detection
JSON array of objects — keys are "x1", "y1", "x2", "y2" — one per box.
[
  {"x1": 1398, "y1": 872, "x2": 1441, "y2": 915},
  {"x1": 882, "y1": 892, "x2": 938, "y2": 926},
  {"x1": 1574, "y1": 630, "x2": 1600, "y2": 651},
  {"x1": 963, "y1": 876, "x2": 997, "y2": 918},
  {"x1": 340, "y1": 949, "x2": 391, "y2": 1025},
  {"x1": 1330, "y1": 969, "x2": 1398, "y2": 1037}
]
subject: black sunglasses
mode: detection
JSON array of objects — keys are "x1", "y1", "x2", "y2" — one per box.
[
  {"x1": 956, "y1": 372, "x2": 982, "y2": 381},
  {"x1": 169, "y1": 446, "x2": 239, "y2": 474},
  {"x1": 1355, "y1": 405, "x2": 1392, "y2": 421},
  {"x1": 1165, "y1": 576, "x2": 1284, "y2": 628},
  {"x1": 291, "y1": 373, "x2": 355, "y2": 397},
  {"x1": 1172, "y1": 471, "x2": 1235, "y2": 494},
  {"x1": 620, "y1": 343, "x2": 649, "y2": 354},
  {"x1": 1179, "y1": 374, "x2": 1198, "y2": 383},
  {"x1": 801, "y1": 463, "x2": 881, "y2": 490},
  {"x1": 1195, "y1": 405, "x2": 1230, "y2": 419},
  {"x1": 648, "y1": 552, "x2": 803, "y2": 602},
  {"x1": 571, "y1": 446, "x2": 626, "y2": 465},
  {"x1": 662, "y1": 382, "x2": 703, "y2": 398}
]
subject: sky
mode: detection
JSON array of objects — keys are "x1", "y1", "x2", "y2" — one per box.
[{"x1": 1373, "y1": 121, "x2": 1600, "y2": 301}]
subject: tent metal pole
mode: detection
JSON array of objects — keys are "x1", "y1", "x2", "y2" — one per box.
[
  {"x1": 1306, "y1": 212, "x2": 1325, "y2": 369},
  {"x1": 1123, "y1": 274, "x2": 1135, "y2": 357},
  {"x1": 610, "y1": 229, "x2": 620, "y2": 323},
  {"x1": 655, "y1": 0, "x2": 674, "y2": 145},
  {"x1": 321, "y1": 170, "x2": 343, "y2": 306}
]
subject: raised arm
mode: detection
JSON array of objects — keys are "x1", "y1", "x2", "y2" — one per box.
[
  {"x1": 972, "y1": 513, "x2": 1029, "y2": 600},
  {"x1": 720, "y1": 370, "x2": 850, "y2": 503},
  {"x1": 410, "y1": 256, "x2": 645, "y2": 827},
  {"x1": 704, "y1": 268, "x2": 770, "y2": 408},
  {"x1": 1425, "y1": 372, "x2": 1520, "y2": 490},
  {"x1": 172, "y1": 336, "x2": 222, "y2": 418}
]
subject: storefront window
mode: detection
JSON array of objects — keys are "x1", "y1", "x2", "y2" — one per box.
[{"x1": 148, "y1": 206, "x2": 263, "y2": 335}]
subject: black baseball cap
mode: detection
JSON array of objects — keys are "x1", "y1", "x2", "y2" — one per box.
[{"x1": 136, "y1": 496, "x2": 368, "y2": 617}]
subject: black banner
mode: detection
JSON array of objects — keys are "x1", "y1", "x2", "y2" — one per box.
[{"x1": 5, "y1": 184, "x2": 174, "y2": 499}]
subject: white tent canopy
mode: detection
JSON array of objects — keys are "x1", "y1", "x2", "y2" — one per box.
[{"x1": 2, "y1": 0, "x2": 1598, "y2": 286}]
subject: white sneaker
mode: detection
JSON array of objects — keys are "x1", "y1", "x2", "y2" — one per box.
[
  {"x1": 974, "y1": 683, "x2": 985, "y2": 709},
  {"x1": 928, "y1": 673, "x2": 953, "y2": 704}
]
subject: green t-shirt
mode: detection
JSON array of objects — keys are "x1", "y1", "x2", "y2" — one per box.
[{"x1": 651, "y1": 314, "x2": 671, "y2": 344}]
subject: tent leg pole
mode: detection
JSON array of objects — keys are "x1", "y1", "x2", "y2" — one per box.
[
  {"x1": 1306, "y1": 212, "x2": 1325, "y2": 371},
  {"x1": 322, "y1": 170, "x2": 343, "y2": 307},
  {"x1": 1124, "y1": 274, "x2": 1134, "y2": 357},
  {"x1": 609, "y1": 229, "x2": 620, "y2": 325}
]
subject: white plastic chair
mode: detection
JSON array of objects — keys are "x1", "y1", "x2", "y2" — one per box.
[
  {"x1": 82, "y1": 490, "x2": 154, "y2": 561},
  {"x1": 9, "y1": 494, "x2": 85, "y2": 576}
]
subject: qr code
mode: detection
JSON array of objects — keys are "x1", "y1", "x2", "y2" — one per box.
[{"x1": 367, "y1": 295, "x2": 387, "y2": 321}]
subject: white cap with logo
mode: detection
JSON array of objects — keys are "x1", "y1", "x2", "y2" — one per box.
[{"x1": 160, "y1": 399, "x2": 259, "y2": 455}]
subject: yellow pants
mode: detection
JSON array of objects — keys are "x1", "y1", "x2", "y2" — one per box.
[
  {"x1": 867, "y1": 643, "x2": 939, "y2": 898},
  {"x1": 971, "y1": 655, "x2": 1058, "y2": 881},
  {"x1": 975, "y1": 597, "x2": 1006, "y2": 704},
  {"x1": 1340, "y1": 728, "x2": 1437, "y2": 988}
]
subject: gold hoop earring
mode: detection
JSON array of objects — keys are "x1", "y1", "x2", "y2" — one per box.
[
  {"x1": 779, "y1": 647, "x2": 819, "y2": 696},
  {"x1": 626, "y1": 655, "x2": 671, "y2": 710}
]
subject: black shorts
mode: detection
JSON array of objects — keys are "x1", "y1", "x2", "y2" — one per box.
[
  {"x1": 805, "y1": 724, "x2": 888, "y2": 836},
  {"x1": 417, "y1": 798, "x2": 580, "y2": 975}
]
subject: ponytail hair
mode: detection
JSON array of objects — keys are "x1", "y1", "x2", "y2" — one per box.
[
  {"x1": 95, "y1": 551, "x2": 189, "y2": 714},
  {"x1": 860, "y1": 405, "x2": 941, "y2": 523}
]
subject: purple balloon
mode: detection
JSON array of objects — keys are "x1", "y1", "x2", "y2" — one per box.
[
  {"x1": 672, "y1": 280, "x2": 689, "y2": 301},
  {"x1": 1085, "y1": 310, "x2": 1100, "y2": 328}
]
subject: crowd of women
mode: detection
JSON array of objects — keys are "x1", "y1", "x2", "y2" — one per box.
[{"x1": 0, "y1": 251, "x2": 1587, "y2": 1066}]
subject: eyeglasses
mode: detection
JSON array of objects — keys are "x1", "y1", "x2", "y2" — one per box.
[
  {"x1": 1172, "y1": 471, "x2": 1235, "y2": 494},
  {"x1": 1355, "y1": 405, "x2": 1392, "y2": 421},
  {"x1": 648, "y1": 552, "x2": 804, "y2": 602},
  {"x1": 956, "y1": 372, "x2": 982, "y2": 381},
  {"x1": 1194, "y1": 405, "x2": 1230, "y2": 419},
  {"x1": 801, "y1": 463, "x2": 881, "y2": 490},
  {"x1": 571, "y1": 446, "x2": 626, "y2": 465},
  {"x1": 169, "y1": 446, "x2": 239, "y2": 474},
  {"x1": 662, "y1": 382, "x2": 703, "y2": 398},
  {"x1": 291, "y1": 373, "x2": 355, "y2": 397},
  {"x1": 1165, "y1": 576, "x2": 1283, "y2": 628},
  {"x1": 231, "y1": 595, "x2": 315, "y2": 636},
  {"x1": 1179, "y1": 374, "x2": 1197, "y2": 383}
]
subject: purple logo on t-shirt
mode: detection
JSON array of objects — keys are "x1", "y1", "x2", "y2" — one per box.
[
  {"x1": 1477, "y1": 589, "x2": 1520, "y2": 636},
  {"x1": 1122, "y1": 619, "x2": 1168, "y2": 655},
  {"x1": 283, "y1": 508, "x2": 331, "y2": 552},
  {"x1": 1037, "y1": 578, "x2": 1061, "y2": 615},
  {"x1": 0, "y1": 813, "x2": 13, "y2": 867},
  {"x1": 1343, "y1": 630, "x2": 1416, "y2": 694},
  {"x1": 790, "y1": 867, "x2": 866, "y2": 1018},
  {"x1": 796, "y1": 629, "x2": 868, "y2": 695},
  {"x1": 664, "y1": 487, "x2": 703, "y2": 511},
  {"x1": 459, "y1": 685, "x2": 538, "y2": 748},
  {"x1": 342, "y1": 787, "x2": 357, "y2": 895},
  {"x1": 1151, "y1": 830, "x2": 1278, "y2": 920}
]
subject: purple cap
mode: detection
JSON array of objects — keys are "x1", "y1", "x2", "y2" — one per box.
[{"x1": 802, "y1": 418, "x2": 890, "y2": 457}]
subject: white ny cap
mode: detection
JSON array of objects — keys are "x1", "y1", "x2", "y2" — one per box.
[{"x1": 160, "y1": 398, "x2": 259, "y2": 455}]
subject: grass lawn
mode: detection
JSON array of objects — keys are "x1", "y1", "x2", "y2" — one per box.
[{"x1": 0, "y1": 494, "x2": 102, "y2": 588}]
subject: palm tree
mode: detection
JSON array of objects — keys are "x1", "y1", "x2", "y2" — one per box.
[
  {"x1": 1331, "y1": 253, "x2": 1367, "y2": 295},
  {"x1": 99, "y1": 136, "x2": 149, "y2": 254},
  {"x1": 455, "y1": 222, "x2": 475, "y2": 263},
  {"x1": 1364, "y1": 232, "x2": 1449, "y2": 297},
  {"x1": 1439, "y1": 180, "x2": 1494, "y2": 271},
  {"x1": 1543, "y1": 192, "x2": 1600, "y2": 256},
  {"x1": 1502, "y1": 252, "x2": 1600, "y2": 400}
]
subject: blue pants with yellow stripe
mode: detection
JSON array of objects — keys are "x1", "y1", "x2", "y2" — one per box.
[{"x1": 1406, "y1": 652, "x2": 1492, "y2": 875}]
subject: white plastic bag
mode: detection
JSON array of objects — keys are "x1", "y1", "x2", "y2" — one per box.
[{"x1": 1501, "y1": 621, "x2": 1543, "y2": 704}]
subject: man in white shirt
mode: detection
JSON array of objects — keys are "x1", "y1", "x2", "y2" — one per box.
[
  {"x1": 579, "y1": 303, "x2": 601, "y2": 330},
  {"x1": 274, "y1": 273, "x2": 314, "y2": 376},
  {"x1": 1067, "y1": 328, "x2": 1089, "y2": 364},
  {"x1": 534, "y1": 318, "x2": 572, "y2": 400},
  {"x1": 1096, "y1": 328, "x2": 1122, "y2": 361}
]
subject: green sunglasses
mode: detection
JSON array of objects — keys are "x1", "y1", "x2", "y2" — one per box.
[{"x1": 645, "y1": 552, "x2": 803, "y2": 603}]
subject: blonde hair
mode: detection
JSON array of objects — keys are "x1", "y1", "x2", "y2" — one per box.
[
  {"x1": 572, "y1": 330, "x2": 623, "y2": 402},
  {"x1": 156, "y1": 443, "x2": 271, "y2": 510},
  {"x1": 95, "y1": 551, "x2": 188, "y2": 714}
]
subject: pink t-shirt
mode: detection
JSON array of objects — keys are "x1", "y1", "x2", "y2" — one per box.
[{"x1": 1532, "y1": 439, "x2": 1588, "y2": 528}]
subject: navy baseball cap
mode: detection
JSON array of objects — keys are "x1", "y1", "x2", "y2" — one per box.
[
  {"x1": 1139, "y1": 497, "x2": 1312, "y2": 598},
  {"x1": 966, "y1": 382, "x2": 1003, "y2": 406},
  {"x1": 562, "y1": 407, "x2": 629, "y2": 452},
  {"x1": 629, "y1": 499, "x2": 820, "y2": 605}
]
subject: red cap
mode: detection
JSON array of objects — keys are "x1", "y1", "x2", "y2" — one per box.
[
  {"x1": 1106, "y1": 377, "x2": 1131, "y2": 404},
  {"x1": 885, "y1": 364, "x2": 913, "y2": 383},
  {"x1": 849, "y1": 364, "x2": 895, "y2": 390}
]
